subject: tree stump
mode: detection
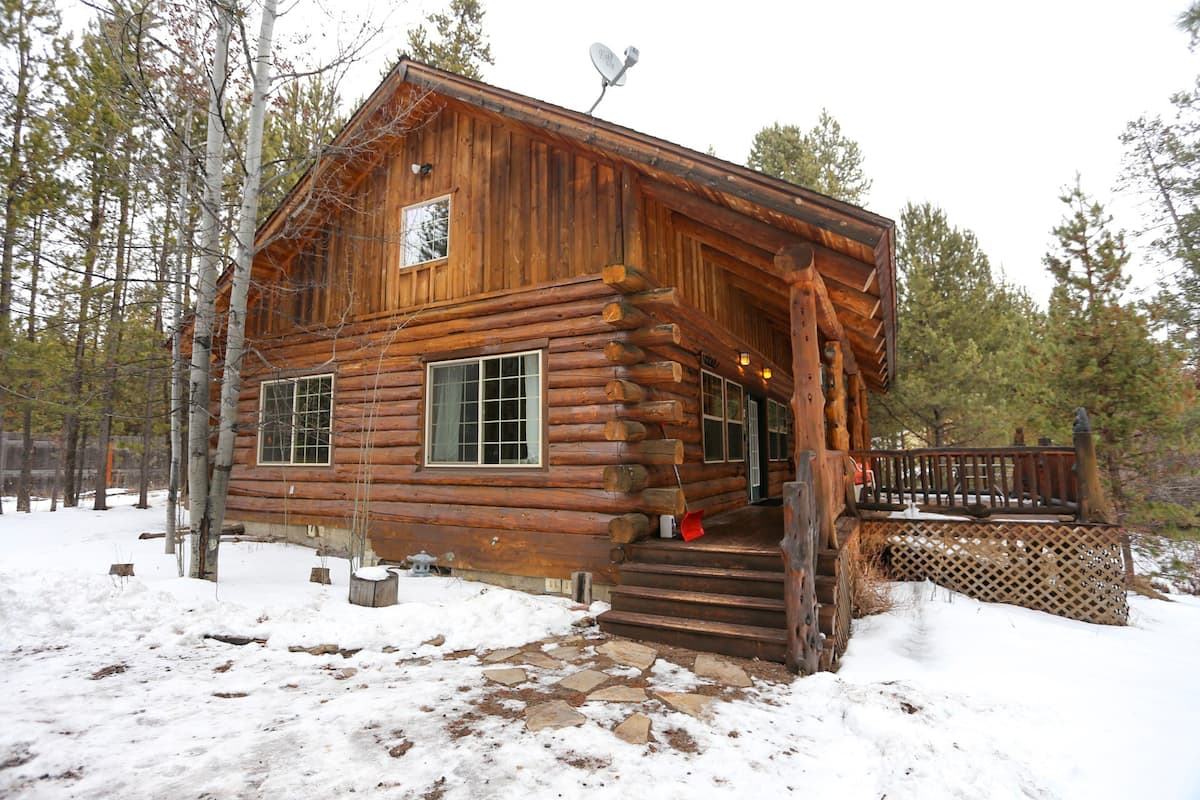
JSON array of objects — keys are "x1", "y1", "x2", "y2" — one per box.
[
  {"x1": 349, "y1": 568, "x2": 398, "y2": 607},
  {"x1": 109, "y1": 563, "x2": 134, "y2": 577},
  {"x1": 310, "y1": 567, "x2": 331, "y2": 585}
]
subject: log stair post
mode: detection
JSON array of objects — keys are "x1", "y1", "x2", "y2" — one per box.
[{"x1": 600, "y1": 264, "x2": 685, "y2": 544}]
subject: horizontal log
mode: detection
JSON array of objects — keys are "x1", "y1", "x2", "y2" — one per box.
[
  {"x1": 603, "y1": 464, "x2": 649, "y2": 493},
  {"x1": 627, "y1": 323, "x2": 680, "y2": 347},
  {"x1": 609, "y1": 513, "x2": 650, "y2": 543},
  {"x1": 602, "y1": 263, "x2": 652, "y2": 294},
  {"x1": 640, "y1": 487, "x2": 686, "y2": 517},
  {"x1": 548, "y1": 404, "x2": 617, "y2": 425},
  {"x1": 604, "y1": 419, "x2": 647, "y2": 442},
  {"x1": 369, "y1": 522, "x2": 618, "y2": 584},
  {"x1": 627, "y1": 287, "x2": 680, "y2": 309},
  {"x1": 602, "y1": 301, "x2": 651, "y2": 330},
  {"x1": 623, "y1": 361, "x2": 682, "y2": 384},
  {"x1": 604, "y1": 340, "x2": 646, "y2": 366},
  {"x1": 551, "y1": 439, "x2": 683, "y2": 466},
  {"x1": 619, "y1": 399, "x2": 684, "y2": 425},
  {"x1": 605, "y1": 379, "x2": 646, "y2": 402}
]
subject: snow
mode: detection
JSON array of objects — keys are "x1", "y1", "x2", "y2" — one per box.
[{"x1": 3, "y1": 493, "x2": 1200, "y2": 799}]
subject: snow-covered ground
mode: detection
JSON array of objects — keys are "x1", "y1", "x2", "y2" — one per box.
[{"x1": 2, "y1": 493, "x2": 1199, "y2": 799}]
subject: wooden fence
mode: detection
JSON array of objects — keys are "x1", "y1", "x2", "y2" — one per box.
[
  {"x1": 862, "y1": 519, "x2": 1128, "y2": 625},
  {"x1": 850, "y1": 447, "x2": 1078, "y2": 516}
]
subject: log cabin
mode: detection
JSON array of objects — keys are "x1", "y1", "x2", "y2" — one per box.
[{"x1": 217, "y1": 59, "x2": 897, "y2": 669}]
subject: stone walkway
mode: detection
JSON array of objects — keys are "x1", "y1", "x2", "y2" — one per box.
[{"x1": 472, "y1": 633, "x2": 781, "y2": 746}]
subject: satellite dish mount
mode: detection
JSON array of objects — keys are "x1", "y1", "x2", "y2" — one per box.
[{"x1": 587, "y1": 43, "x2": 639, "y2": 115}]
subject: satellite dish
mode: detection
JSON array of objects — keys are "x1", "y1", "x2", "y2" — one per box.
[
  {"x1": 585, "y1": 43, "x2": 640, "y2": 115},
  {"x1": 589, "y1": 43, "x2": 628, "y2": 87}
]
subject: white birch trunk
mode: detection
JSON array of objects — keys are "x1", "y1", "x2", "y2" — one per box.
[
  {"x1": 187, "y1": 5, "x2": 230, "y2": 580},
  {"x1": 167, "y1": 110, "x2": 192, "y2": 558},
  {"x1": 203, "y1": 0, "x2": 279, "y2": 578}
]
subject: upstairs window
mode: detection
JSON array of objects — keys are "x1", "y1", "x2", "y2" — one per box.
[
  {"x1": 259, "y1": 375, "x2": 334, "y2": 466},
  {"x1": 426, "y1": 351, "x2": 542, "y2": 467},
  {"x1": 402, "y1": 196, "x2": 450, "y2": 267}
]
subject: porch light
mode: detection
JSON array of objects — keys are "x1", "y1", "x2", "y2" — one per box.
[
  {"x1": 738, "y1": 352, "x2": 751, "y2": 367},
  {"x1": 762, "y1": 366, "x2": 772, "y2": 380}
]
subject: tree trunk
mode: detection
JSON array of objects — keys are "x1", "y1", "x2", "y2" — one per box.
[
  {"x1": 204, "y1": 0, "x2": 279, "y2": 576},
  {"x1": 63, "y1": 159, "x2": 105, "y2": 508},
  {"x1": 94, "y1": 138, "x2": 134, "y2": 511},
  {"x1": 16, "y1": 214, "x2": 42, "y2": 513},
  {"x1": 187, "y1": 6, "x2": 232, "y2": 580},
  {"x1": 166, "y1": 110, "x2": 193, "y2": 554}
]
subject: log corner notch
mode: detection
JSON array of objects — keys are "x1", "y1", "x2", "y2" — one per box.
[
  {"x1": 600, "y1": 264, "x2": 685, "y2": 544},
  {"x1": 782, "y1": 451, "x2": 822, "y2": 675}
]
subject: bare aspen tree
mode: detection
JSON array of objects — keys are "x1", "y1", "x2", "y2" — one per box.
[{"x1": 187, "y1": 3, "x2": 231, "y2": 580}]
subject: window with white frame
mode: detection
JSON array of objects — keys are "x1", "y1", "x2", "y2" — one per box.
[
  {"x1": 702, "y1": 371, "x2": 746, "y2": 463},
  {"x1": 702, "y1": 370, "x2": 725, "y2": 463},
  {"x1": 258, "y1": 374, "x2": 334, "y2": 466},
  {"x1": 767, "y1": 398, "x2": 792, "y2": 461},
  {"x1": 725, "y1": 382, "x2": 744, "y2": 462},
  {"x1": 426, "y1": 351, "x2": 542, "y2": 467},
  {"x1": 401, "y1": 196, "x2": 450, "y2": 267}
]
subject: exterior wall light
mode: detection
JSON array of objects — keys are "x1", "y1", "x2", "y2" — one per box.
[
  {"x1": 738, "y1": 352, "x2": 751, "y2": 367},
  {"x1": 762, "y1": 366, "x2": 773, "y2": 380}
]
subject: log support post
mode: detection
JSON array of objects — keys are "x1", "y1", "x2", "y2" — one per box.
[
  {"x1": 779, "y1": 245, "x2": 835, "y2": 550},
  {"x1": 824, "y1": 340, "x2": 849, "y2": 453},
  {"x1": 782, "y1": 451, "x2": 822, "y2": 676}
]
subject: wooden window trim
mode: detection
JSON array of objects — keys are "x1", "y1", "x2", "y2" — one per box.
[
  {"x1": 423, "y1": 349, "x2": 546, "y2": 470},
  {"x1": 257, "y1": 373, "x2": 335, "y2": 468}
]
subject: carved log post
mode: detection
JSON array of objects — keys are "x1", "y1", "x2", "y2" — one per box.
[
  {"x1": 824, "y1": 341, "x2": 849, "y2": 453},
  {"x1": 782, "y1": 451, "x2": 822, "y2": 675},
  {"x1": 1073, "y1": 408, "x2": 1111, "y2": 524},
  {"x1": 779, "y1": 244, "x2": 834, "y2": 550}
]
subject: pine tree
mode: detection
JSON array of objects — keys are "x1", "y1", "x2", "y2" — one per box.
[
  {"x1": 873, "y1": 202, "x2": 1040, "y2": 447},
  {"x1": 1037, "y1": 179, "x2": 1186, "y2": 512},
  {"x1": 746, "y1": 111, "x2": 872, "y2": 205},
  {"x1": 404, "y1": 0, "x2": 493, "y2": 80}
]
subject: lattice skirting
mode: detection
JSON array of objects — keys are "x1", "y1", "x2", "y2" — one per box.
[{"x1": 861, "y1": 519, "x2": 1129, "y2": 626}]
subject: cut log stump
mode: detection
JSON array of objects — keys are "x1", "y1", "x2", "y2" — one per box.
[{"x1": 349, "y1": 569, "x2": 398, "y2": 607}]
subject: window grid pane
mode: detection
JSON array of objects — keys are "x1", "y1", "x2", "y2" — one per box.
[
  {"x1": 259, "y1": 375, "x2": 333, "y2": 466},
  {"x1": 426, "y1": 352, "x2": 541, "y2": 467}
]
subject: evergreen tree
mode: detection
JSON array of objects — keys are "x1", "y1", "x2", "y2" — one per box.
[
  {"x1": 1036, "y1": 179, "x2": 1187, "y2": 512},
  {"x1": 404, "y1": 0, "x2": 493, "y2": 80},
  {"x1": 746, "y1": 111, "x2": 872, "y2": 205},
  {"x1": 872, "y1": 202, "x2": 1040, "y2": 446}
]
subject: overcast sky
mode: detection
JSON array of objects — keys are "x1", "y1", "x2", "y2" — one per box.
[
  {"x1": 63, "y1": 0, "x2": 1182, "y2": 305},
  {"x1": 322, "y1": 0, "x2": 1189, "y2": 306}
]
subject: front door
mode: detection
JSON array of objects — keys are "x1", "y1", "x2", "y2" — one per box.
[{"x1": 747, "y1": 397, "x2": 762, "y2": 501}]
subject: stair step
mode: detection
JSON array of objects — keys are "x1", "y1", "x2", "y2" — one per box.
[
  {"x1": 597, "y1": 609, "x2": 786, "y2": 663},
  {"x1": 628, "y1": 540, "x2": 783, "y2": 572},
  {"x1": 610, "y1": 585, "x2": 787, "y2": 628},
  {"x1": 619, "y1": 562, "x2": 785, "y2": 598}
]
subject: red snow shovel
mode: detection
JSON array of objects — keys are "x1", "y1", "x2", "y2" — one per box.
[{"x1": 660, "y1": 424, "x2": 704, "y2": 541}]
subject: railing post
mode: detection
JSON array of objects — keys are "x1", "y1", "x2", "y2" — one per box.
[
  {"x1": 1073, "y1": 408, "x2": 1111, "y2": 524},
  {"x1": 782, "y1": 451, "x2": 821, "y2": 676}
]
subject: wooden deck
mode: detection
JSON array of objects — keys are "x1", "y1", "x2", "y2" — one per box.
[{"x1": 664, "y1": 502, "x2": 784, "y2": 551}]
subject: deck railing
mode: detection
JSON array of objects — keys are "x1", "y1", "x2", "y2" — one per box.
[{"x1": 848, "y1": 446, "x2": 1078, "y2": 516}]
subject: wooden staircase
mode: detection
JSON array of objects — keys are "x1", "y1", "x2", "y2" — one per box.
[{"x1": 597, "y1": 540, "x2": 788, "y2": 662}]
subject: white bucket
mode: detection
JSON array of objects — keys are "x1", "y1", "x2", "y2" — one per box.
[{"x1": 659, "y1": 514, "x2": 675, "y2": 539}]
